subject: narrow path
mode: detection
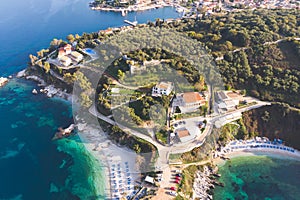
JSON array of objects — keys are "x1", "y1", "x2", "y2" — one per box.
[{"x1": 215, "y1": 37, "x2": 300, "y2": 61}]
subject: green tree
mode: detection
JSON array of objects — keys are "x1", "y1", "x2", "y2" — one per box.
[
  {"x1": 67, "y1": 34, "x2": 75, "y2": 43},
  {"x1": 44, "y1": 62, "x2": 50, "y2": 73},
  {"x1": 80, "y1": 93, "x2": 92, "y2": 108},
  {"x1": 133, "y1": 144, "x2": 141, "y2": 153},
  {"x1": 63, "y1": 73, "x2": 76, "y2": 84},
  {"x1": 117, "y1": 69, "x2": 125, "y2": 80}
]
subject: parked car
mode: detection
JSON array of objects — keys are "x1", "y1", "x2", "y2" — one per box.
[
  {"x1": 170, "y1": 187, "x2": 176, "y2": 191},
  {"x1": 169, "y1": 191, "x2": 177, "y2": 196}
]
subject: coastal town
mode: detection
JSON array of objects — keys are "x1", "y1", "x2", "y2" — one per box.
[
  {"x1": 89, "y1": 0, "x2": 299, "y2": 17},
  {"x1": 2, "y1": 2, "x2": 298, "y2": 200}
]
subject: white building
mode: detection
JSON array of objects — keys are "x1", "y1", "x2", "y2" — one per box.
[
  {"x1": 57, "y1": 44, "x2": 72, "y2": 59},
  {"x1": 152, "y1": 81, "x2": 173, "y2": 97},
  {"x1": 217, "y1": 91, "x2": 240, "y2": 112},
  {"x1": 59, "y1": 55, "x2": 72, "y2": 67},
  {"x1": 145, "y1": 176, "x2": 155, "y2": 184},
  {"x1": 70, "y1": 51, "x2": 83, "y2": 63}
]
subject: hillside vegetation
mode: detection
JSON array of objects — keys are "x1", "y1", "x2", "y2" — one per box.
[{"x1": 243, "y1": 103, "x2": 300, "y2": 149}]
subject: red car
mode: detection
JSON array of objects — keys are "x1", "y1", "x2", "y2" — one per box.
[
  {"x1": 170, "y1": 187, "x2": 176, "y2": 191},
  {"x1": 174, "y1": 180, "x2": 180, "y2": 184},
  {"x1": 175, "y1": 176, "x2": 181, "y2": 180}
]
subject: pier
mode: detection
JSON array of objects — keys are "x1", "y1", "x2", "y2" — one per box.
[{"x1": 124, "y1": 19, "x2": 138, "y2": 26}]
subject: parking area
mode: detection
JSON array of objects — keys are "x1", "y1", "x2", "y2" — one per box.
[{"x1": 170, "y1": 116, "x2": 206, "y2": 144}]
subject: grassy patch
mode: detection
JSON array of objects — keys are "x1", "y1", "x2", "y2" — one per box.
[
  {"x1": 178, "y1": 165, "x2": 204, "y2": 199},
  {"x1": 155, "y1": 128, "x2": 168, "y2": 144}
]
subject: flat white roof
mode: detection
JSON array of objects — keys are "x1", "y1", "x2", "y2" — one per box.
[
  {"x1": 145, "y1": 176, "x2": 154, "y2": 184},
  {"x1": 111, "y1": 88, "x2": 120, "y2": 93}
]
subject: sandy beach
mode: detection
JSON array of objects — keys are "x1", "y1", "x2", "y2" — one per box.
[
  {"x1": 76, "y1": 122, "x2": 139, "y2": 199},
  {"x1": 214, "y1": 147, "x2": 300, "y2": 167}
]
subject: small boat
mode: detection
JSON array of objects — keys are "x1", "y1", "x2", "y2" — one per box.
[
  {"x1": 213, "y1": 181, "x2": 224, "y2": 187},
  {"x1": 212, "y1": 173, "x2": 221, "y2": 178},
  {"x1": 52, "y1": 124, "x2": 75, "y2": 140}
]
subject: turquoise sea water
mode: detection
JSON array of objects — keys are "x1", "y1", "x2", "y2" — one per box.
[
  {"x1": 0, "y1": 78, "x2": 106, "y2": 199},
  {"x1": 213, "y1": 156, "x2": 300, "y2": 200},
  {"x1": 0, "y1": 0, "x2": 179, "y2": 199}
]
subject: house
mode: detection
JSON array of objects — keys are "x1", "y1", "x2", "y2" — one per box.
[
  {"x1": 58, "y1": 44, "x2": 72, "y2": 58},
  {"x1": 70, "y1": 51, "x2": 83, "y2": 63},
  {"x1": 172, "y1": 92, "x2": 206, "y2": 113},
  {"x1": 176, "y1": 128, "x2": 193, "y2": 143},
  {"x1": 99, "y1": 29, "x2": 114, "y2": 35},
  {"x1": 135, "y1": 0, "x2": 151, "y2": 5},
  {"x1": 152, "y1": 81, "x2": 173, "y2": 97},
  {"x1": 59, "y1": 55, "x2": 72, "y2": 67},
  {"x1": 120, "y1": 0, "x2": 129, "y2": 3},
  {"x1": 217, "y1": 91, "x2": 240, "y2": 112}
]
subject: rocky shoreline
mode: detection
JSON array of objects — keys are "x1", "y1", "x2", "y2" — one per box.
[
  {"x1": 192, "y1": 165, "x2": 224, "y2": 200},
  {"x1": 16, "y1": 69, "x2": 72, "y2": 101}
]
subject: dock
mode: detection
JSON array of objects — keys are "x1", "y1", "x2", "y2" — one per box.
[{"x1": 124, "y1": 19, "x2": 138, "y2": 26}]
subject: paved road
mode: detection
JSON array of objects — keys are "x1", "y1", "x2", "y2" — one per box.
[{"x1": 89, "y1": 98, "x2": 271, "y2": 168}]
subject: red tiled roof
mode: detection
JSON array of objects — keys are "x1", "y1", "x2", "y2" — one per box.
[
  {"x1": 177, "y1": 129, "x2": 190, "y2": 138},
  {"x1": 183, "y1": 92, "x2": 204, "y2": 103}
]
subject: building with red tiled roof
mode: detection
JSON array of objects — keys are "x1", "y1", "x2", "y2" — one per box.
[
  {"x1": 172, "y1": 92, "x2": 207, "y2": 113},
  {"x1": 58, "y1": 44, "x2": 73, "y2": 58},
  {"x1": 176, "y1": 128, "x2": 193, "y2": 143}
]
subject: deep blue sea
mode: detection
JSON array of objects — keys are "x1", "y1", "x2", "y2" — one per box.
[{"x1": 0, "y1": 0, "x2": 179, "y2": 199}]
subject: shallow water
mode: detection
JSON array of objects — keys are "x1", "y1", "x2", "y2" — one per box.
[
  {"x1": 0, "y1": 79, "x2": 105, "y2": 199},
  {"x1": 213, "y1": 156, "x2": 300, "y2": 200}
]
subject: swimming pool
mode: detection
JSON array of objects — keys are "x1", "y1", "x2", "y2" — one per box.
[{"x1": 84, "y1": 48, "x2": 96, "y2": 55}]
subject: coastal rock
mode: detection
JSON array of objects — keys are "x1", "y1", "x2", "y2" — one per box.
[
  {"x1": 0, "y1": 77, "x2": 9, "y2": 87},
  {"x1": 26, "y1": 75, "x2": 46, "y2": 86},
  {"x1": 32, "y1": 89, "x2": 38, "y2": 94},
  {"x1": 44, "y1": 85, "x2": 58, "y2": 98},
  {"x1": 16, "y1": 70, "x2": 26, "y2": 78}
]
